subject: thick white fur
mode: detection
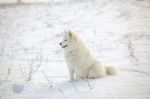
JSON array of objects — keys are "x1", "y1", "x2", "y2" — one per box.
[{"x1": 60, "y1": 30, "x2": 118, "y2": 81}]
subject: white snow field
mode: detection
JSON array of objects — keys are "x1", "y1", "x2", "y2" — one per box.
[{"x1": 0, "y1": 0, "x2": 150, "y2": 99}]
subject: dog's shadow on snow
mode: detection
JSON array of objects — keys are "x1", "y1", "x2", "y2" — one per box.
[
  {"x1": 50, "y1": 76, "x2": 119, "y2": 94},
  {"x1": 50, "y1": 78, "x2": 103, "y2": 94},
  {"x1": 50, "y1": 79, "x2": 94, "y2": 93}
]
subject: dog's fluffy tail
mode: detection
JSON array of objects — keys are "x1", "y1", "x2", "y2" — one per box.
[{"x1": 106, "y1": 66, "x2": 118, "y2": 75}]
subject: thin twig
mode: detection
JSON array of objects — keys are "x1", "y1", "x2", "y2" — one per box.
[
  {"x1": 26, "y1": 45, "x2": 43, "y2": 81},
  {"x1": 32, "y1": 55, "x2": 43, "y2": 74},
  {"x1": 124, "y1": 34, "x2": 139, "y2": 62},
  {"x1": 26, "y1": 59, "x2": 35, "y2": 81},
  {"x1": 41, "y1": 71, "x2": 65, "y2": 94},
  {"x1": 41, "y1": 70, "x2": 53, "y2": 88},
  {"x1": 57, "y1": 88, "x2": 64, "y2": 94},
  {"x1": 86, "y1": 79, "x2": 94, "y2": 90},
  {"x1": 19, "y1": 65, "x2": 25, "y2": 77}
]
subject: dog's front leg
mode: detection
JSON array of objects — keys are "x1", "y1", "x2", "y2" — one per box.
[
  {"x1": 75, "y1": 75, "x2": 82, "y2": 81},
  {"x1": 69, "y1": 69, "x2": 74, "y2": 82},
  {"x1": 74, "y1": 72, "x2": 86, "y2": 81}
]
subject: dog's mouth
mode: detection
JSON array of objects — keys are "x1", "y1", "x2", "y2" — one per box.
[{"x1": 62, "y1": 45, "x2": 68, "y2": 48}]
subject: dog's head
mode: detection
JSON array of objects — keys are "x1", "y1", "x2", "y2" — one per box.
[{"x1": 60, "y1": 30, "x2": 77, "y2": 49}]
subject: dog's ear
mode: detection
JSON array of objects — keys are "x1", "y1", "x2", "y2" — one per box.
[
  {"x1": 68, "y1": 30, "x2": 77, "y2": 41},
  {"x1": 68, "y1": 30, "x2": 73, "y2": 38}
]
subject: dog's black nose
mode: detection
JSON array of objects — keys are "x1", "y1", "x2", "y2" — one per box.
[{"x1": 60, "y1": 43, "x2": 62, "y2": 45}]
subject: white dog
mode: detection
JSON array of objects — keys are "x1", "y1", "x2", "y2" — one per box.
[{"x1": 60, "y1": 30, "x2": 118, "y2": 81}]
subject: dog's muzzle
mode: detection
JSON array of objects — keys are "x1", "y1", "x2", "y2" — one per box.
[
  {"x1": 62, "y1": 45, "x2": 68, "y2": 48},
  {"x1": 60, "y1": 43, "x2": 68, "y2": 48}
]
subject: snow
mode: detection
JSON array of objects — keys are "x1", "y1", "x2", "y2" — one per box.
[{"x1": 0, "y1": 0, "x2": 150, "y2": 99}]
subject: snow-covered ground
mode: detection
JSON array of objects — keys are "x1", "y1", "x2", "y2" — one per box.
[{"x1": 0, "y1": 0, "x2": 150, "y2": 99}]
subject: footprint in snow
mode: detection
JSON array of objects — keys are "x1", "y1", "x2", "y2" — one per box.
[{"x1": 12, "y1": 84, "x2": 24, "y2": 94}]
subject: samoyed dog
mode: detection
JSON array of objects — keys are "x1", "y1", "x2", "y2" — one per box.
[{"x1": 60, "y1": 30, "x2": 118, "y2": 81}]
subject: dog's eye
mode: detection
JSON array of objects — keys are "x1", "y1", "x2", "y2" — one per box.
[{"x1": 65, "y1": 40, "x2": 67, "y2": 41}]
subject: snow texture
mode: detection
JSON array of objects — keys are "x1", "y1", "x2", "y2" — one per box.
[{"x1": 0, "y1": 0, "x2": 150, "y2": 99}]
